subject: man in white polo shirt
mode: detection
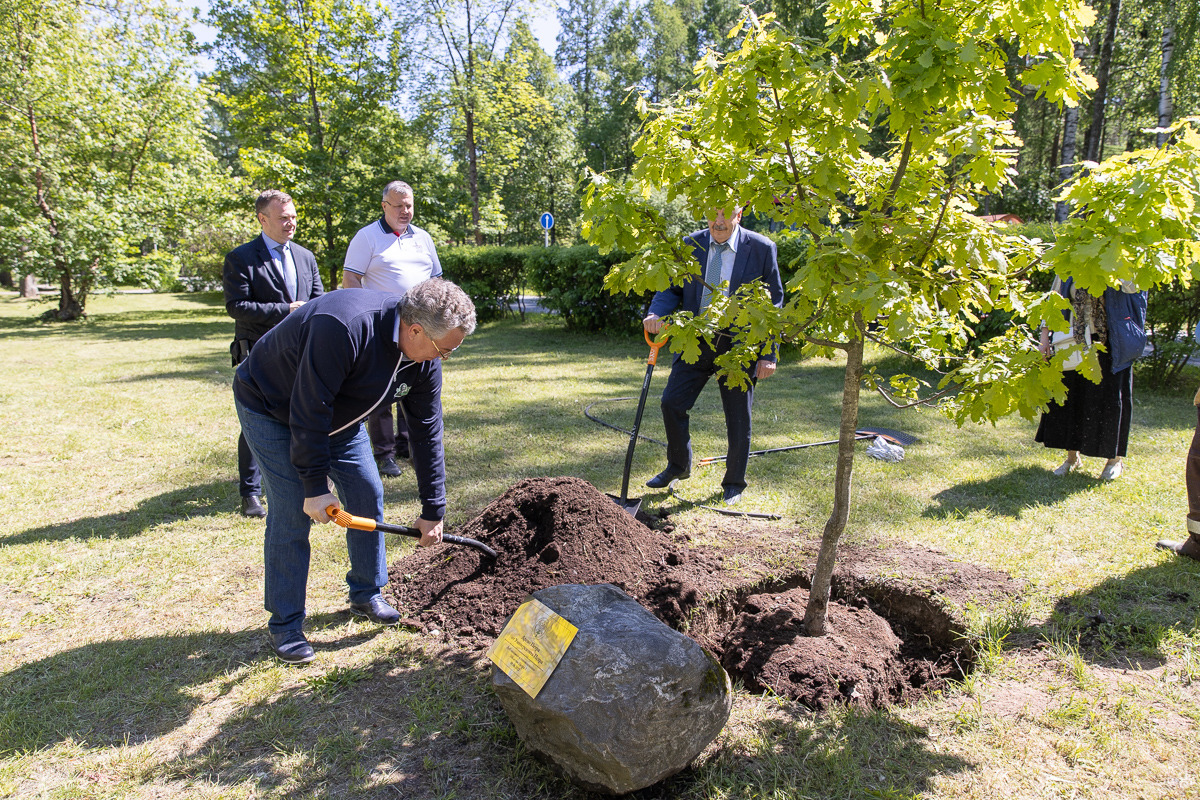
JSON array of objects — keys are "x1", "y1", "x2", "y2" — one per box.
[{"x1": 342, "y1": 180, "x2": 443, "y2": 478}]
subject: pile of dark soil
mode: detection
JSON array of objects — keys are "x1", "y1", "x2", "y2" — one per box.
[
  {"x1": 386, "y1": 476, "x2": 1022, "y2": 712},
  {"x1": 387, "y1": 476, "x2": 726, "y2": 642}
]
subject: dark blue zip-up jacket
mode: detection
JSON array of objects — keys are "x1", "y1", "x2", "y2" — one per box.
[{"x1": 233, "y1": 290, "x2": 446, "y2": 521}]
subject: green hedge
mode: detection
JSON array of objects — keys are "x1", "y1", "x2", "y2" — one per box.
[
  {"x1": 524, "y1": 245, "x2": 654, "y2": 334},
  {"x1": 439, "y1": 245, "x2": 528, "y2": 321},
  {"x1": 438, "y1": 235, "x2": 809, "y2": 334}
]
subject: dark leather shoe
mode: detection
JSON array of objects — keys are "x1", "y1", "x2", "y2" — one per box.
[
  {"x1": 349, "y1": 595, "x2": 401, "y2": 626},
  {"x1": 241, "y1": 496, "x2": 266, "y2": 518},
  {"x1": 1155, "y1": 535, "x2": 1200, "y2": 562},
  {"x1": 646, "y1": 469, "x2": 689, "y2": 489},
  {"x1": 722, "y1": 487, "x2": 743, "y2": 506},
  {"x1": 269, "y1": 631, "x2": 314, "y2": 664},
  {"x1": 377, "y1": 456, "x2": 403, "y2": 477}
]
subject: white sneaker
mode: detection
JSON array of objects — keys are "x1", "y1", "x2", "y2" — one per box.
[
  {"x1": 1052, "y1": 458, "x2": 1081, "y2": 476},
  {"x1": 1099, "y1": 461, "x2": 1123, "y2": 481}
]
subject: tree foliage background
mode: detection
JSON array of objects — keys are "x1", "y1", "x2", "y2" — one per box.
[
  {"x1": 0, "y1": 0, "x2": 235, "y2": 319},
  {"x1": 0, "y1": 0, "x2": 1197, "y2": 317},
  {"x1": 581, "y1": 1, "x2": 1200, "y2": 632}
]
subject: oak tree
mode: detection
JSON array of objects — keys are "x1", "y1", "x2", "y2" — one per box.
[{"x1": 583, "y1": 5, "x2": 1200, "y2": 634}]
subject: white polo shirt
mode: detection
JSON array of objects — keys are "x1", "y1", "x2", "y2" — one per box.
[{"x1": 343, "y1": 218, "x2": 442, "y2": 296}]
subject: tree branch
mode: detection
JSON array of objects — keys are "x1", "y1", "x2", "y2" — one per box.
[
  {"x1": 882, "y1": 130, "x2": 913, "y2": 215},
  {"x1": 872, "y1": 382, "x2": 957, "y2": 409}
]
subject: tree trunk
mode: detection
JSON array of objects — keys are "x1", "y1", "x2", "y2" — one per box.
[
  {"x1": 324, "y1": 206, "x2": 337, "y2": 289},
  {"x1": 1157, "y1": 25, "x2": 1174, "y2": 148},
  {"x1": 25, "y1": 99, "x2": 83, "y2": 320},
  {"x1": 1055, "y1": 106, "x2": 1080, "y2": 222},
  {"x1": 802, "y1": 325, "x2": 865, "y2": 636},
  {"x1": 466, "y1": 103, "x2": 483, "y2": 244},
  {"x1": 1083, "y1": 0, "x2": 1121, "y2": 163},
  {"x1": 55, "y1": 264, "x2": 83, "y2": 320}
]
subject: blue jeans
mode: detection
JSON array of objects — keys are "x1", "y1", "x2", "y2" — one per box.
[{"x1": 235, "y1": 399, "x2": 387, "y2": 634}]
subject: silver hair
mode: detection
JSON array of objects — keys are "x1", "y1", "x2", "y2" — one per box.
[
  {"x1": 401, "y1": 278, "x2": 476, "y2": 339},
  {"x1": 382, "y1": 181, "x2": 414, "y2": 201}
]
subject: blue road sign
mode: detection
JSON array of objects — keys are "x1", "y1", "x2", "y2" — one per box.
[{"x1": 540, "y1": 212, "x2": 555, "y2": 230}]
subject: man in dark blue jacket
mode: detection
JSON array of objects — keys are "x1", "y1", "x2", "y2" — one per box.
[
  {"x1": 642, "y1": 206, "x2": 784, "y2": 506},
  {"x1": 223, "y1": 190, "x2": 325, "y2": 517},
  {"x1": 233, "y1": 278, "x2": 476, "y2": 663}
]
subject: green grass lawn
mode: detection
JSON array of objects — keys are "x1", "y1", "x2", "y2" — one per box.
[{"x1": 0, "y1": 290, "x2": 1197, "y2": 799}]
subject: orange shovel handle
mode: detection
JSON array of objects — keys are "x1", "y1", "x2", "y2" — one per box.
[
  {"x1": 326, "y1": 505, "x2": 377, "y2": 531},
  {"x1": 645, "y1": 327, "x2": 668, "y2": 366}
]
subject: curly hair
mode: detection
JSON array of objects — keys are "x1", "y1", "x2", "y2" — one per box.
[{"x1": 401, "y1": 278, "x2": 477, "y2": 338}]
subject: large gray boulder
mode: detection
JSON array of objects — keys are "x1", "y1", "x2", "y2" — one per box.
[{"x1": 491, "y1": 583, "x2": 731, "y2": 795}]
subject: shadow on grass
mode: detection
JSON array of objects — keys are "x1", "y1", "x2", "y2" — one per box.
[
  {"x1": 0, "y1": 627, "x2": 271, "y2": 755},
  {"x1": 922, "y1": 465, "x2": 1094, "y2": 520},
  {"x1": 0, "y1": 479, "x2": 236, "y2": 546},
  {"x1": 1039, "y1": 556, "x2": 1200, "y2": 669},
  {"x1": 0, "y1": 304, "x2": 229, "y2": 341},
  {"x1": 0, "y1": 617, "x2": 509, "y2": 798},
  {"x1": 0, "y1": 613, "x2": 973, "y2": 799},
  {"x1": 108, "y1": 349, "x2": 233, "y2": 386},
  {"x1": 636, "y1": 705, "x2": 970, "y2": 800}
]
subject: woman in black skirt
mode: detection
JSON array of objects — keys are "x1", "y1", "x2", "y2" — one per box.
[{"x1": 1035, "y1": 277, "x2": 1135, "y2": 481}]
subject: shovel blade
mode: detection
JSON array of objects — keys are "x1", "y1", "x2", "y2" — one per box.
[{"x1": 606, "y1": 493, "x2": 642, "y2": 517}]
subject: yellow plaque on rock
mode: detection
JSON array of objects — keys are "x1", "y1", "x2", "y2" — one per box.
[{"x1": 486, "y1": 598, "x2": 578, "y2": 698}]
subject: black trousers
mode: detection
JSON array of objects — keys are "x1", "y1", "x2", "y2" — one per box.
[
  {"x1": 367, "y1": 401, "x2": 411, "y2": 460},
  {"x1": 237, "y1": 430, "x2": 261, "y2": 498},
  {"x1": 660, "y1": 336, "x2": 757, "y2": 491},
  {"x1": 1187, "y1": 406, "x2": 1200, "y2": 531},
  {"x1": 233, "y1": 343, "x2": 262, "y2": 498}
]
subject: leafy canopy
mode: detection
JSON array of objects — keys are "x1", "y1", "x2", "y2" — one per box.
[
  {"x1": 582, "y1": 3, "x2": 1200, "y2": 425},
  {"x1": 0, "y1": 0, "x2": 230, "y2": 317}
]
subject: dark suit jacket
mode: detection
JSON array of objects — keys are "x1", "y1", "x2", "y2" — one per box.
[
  {"x1": 647, "y1": 225, "x2": 784, "y2": 360},
  {"x1": 223, "y1": 235, "x2": 325, "y2": 347}
]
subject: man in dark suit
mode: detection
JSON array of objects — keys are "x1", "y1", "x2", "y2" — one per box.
[
  {"x1": 642, "y1": 205, "x2": 784, "y2": 506},
  {"x1": 223, "y1": 190, "x2": 325, "y2": 517}
]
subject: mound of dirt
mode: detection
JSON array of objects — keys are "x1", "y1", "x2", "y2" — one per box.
[
  {"x1": 721, "y1": 588, "x2": 908, "y2": 710},
  {"x1": 386, "y1": 476, "x2": 725, "y2": 642},
  {"x1": 386, "y1": 476, "x2": 1021, "y2": 712}
]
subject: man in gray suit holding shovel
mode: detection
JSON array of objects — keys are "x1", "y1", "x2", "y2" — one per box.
[
  {"x1": 223, "y1": 189, "x2": 325, "y2": 517},
  {"x1": 642, "y1": 205, "x2": 783, "y2": 507}
]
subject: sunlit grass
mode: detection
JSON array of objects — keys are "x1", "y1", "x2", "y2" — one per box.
[{"x1": 0, "y1": 290, "x2": 1197, "y2": 799}]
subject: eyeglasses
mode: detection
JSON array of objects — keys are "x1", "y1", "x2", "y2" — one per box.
[
  {"x1": 383, "y1": 200, "x2": 412, "y2": 210},
  {"x1": 422, "y1": 328, "x2": 459, "y2": 360}
]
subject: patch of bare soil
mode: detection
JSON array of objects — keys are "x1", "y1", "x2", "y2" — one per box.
[{"x1": 387, "y1": 476, "x2": 1023, "y2": 712}]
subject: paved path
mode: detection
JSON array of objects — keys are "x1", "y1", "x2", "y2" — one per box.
[{"x1": 508, "y1": 295, "x2": 549, "y2": 314}]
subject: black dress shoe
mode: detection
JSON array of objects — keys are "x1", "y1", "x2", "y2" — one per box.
[
  {"x1": 241, "y1": 496, "x2": 266, "y2": 518},
  {"x1": 349, "y1": 595, "x2": 401, "y2": 626},
  {"x1": 377, "y1": 456, "x2": 403, "y2": 477},
  {"x1": 1156, "y1": 535, "x2": 1200, "y2": 562},
  {"x1": 270, "y1": 631, "x2": 315, "y2": 663},
  {"x1": 722, "y1": 487, "x2": 743, "y2": 506},
  {"x1": 646, "y1": 469, "x2": 689, "y2": 489}
]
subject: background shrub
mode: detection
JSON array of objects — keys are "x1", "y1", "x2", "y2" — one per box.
[
  {"x1": 1141, "y1": 280, "x2": 1200, "y2": 390},
  {"x1": 525, "y1": 245, "x2": 653, "y2": 333},
  {"x1": 440, "y1": 245, "x2": 528, "y2": 321}
]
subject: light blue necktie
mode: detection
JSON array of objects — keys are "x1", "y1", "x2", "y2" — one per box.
[
  {"x1": 700, "y1": 242, "x2": 727, "y2": 311},
  {"x1": 276, "y1": 245, "x2": 297, "y2": 301}
]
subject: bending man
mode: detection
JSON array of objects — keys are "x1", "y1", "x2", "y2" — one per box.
[{"x1": 233, "y1": 278, "x2": 476, "y2": 663}]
